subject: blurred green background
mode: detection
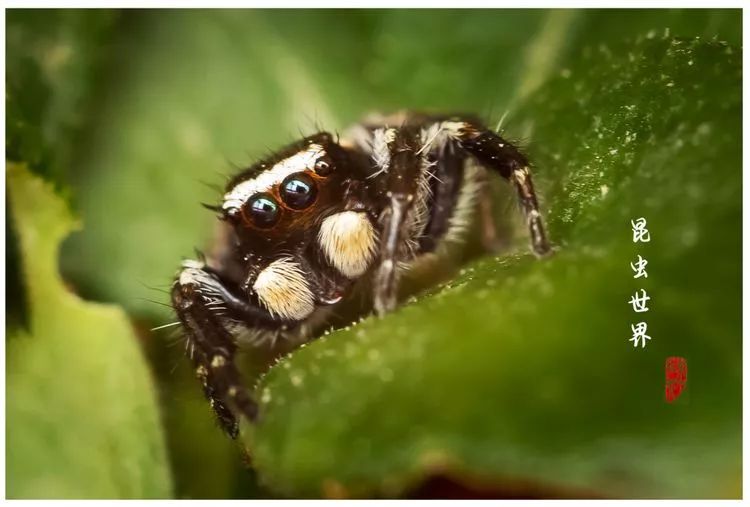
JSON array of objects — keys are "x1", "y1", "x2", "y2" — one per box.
[{"x1": 6, "y1": 9, "x2": 742, "y2": 499}]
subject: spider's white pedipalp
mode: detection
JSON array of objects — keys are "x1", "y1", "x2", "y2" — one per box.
[
  {"x1": 253, "y1": 257, "x2": 316, "y2": 321},
  {"x1": 318, "y1": 211, "x2": 378, "y2": 278}
]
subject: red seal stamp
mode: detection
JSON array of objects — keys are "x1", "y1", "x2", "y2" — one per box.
[{"x1": 665, "y1": 356, "x2": 687, "y2": 403}]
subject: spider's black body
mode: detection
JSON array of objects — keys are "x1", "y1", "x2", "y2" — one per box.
[{"x1": 171, "y1": 112, "x2": 550, "y2": 437}]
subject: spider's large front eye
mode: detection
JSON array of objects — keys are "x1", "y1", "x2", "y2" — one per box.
[
  {"x1": 247, "y1": 194, "x2": 280, "y2": 228},
  {"x1": 280, "y1": 173, "x2": 317, "y2": 210}
]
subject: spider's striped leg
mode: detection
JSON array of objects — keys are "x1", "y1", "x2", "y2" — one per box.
[
  {"x1": 373, "y1": 127, "x2": 423, "y2": 316},
  {"x1": 171, "y1": 262, "x2": 259, "y2": 438},
  {"x1": 445, "y1": 119, "x2": 551, "y2": 256}
]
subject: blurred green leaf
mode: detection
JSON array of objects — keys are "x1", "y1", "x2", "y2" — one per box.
[
  {"x1": 244, "y1": 36, "x2": 741, "y2": 498},
  {"x1": 6, "y1": 8, "x2": 119, "y2": 332},
  {"x1": 6, "y1": 164, "x2": 172, "y2": 499},
  {"x1": 6, "y1": 9, "x2": 118, "y2": 185}
]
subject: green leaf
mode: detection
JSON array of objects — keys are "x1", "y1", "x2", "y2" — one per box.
[
  {"x1": 7, "y1": 164, "x2": 172, "y2": 499},
  {"x1": 243, "y1": 36, "x2": 741, "y2": 498},
  {"x1": 6, "y1": 9, "x2": 119, "y2": 185},
  {"x1": 6, "y1": 8, "x2": 119, "y2": 331}
]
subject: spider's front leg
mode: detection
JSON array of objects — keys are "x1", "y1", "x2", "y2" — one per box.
[
  {"x1": 373, "y1": 128, "x2": 423, "y2": 315},
  {"x1": 171, "y1": 261, "x2": 260, "y2": 438},
  {"x1": 445, "y1": 118, "x2": 551, "y2": 256}
]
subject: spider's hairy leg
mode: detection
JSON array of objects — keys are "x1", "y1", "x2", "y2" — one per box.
[
  {"x1": 445, "y1": 118, "x2": 551, "y2": 256},
  {"x1": 373, "y1": 127, "x2": 422, "y2": 316},
  {"x1": 171, "y1": 261, "x2": 259, "y2": 438}
]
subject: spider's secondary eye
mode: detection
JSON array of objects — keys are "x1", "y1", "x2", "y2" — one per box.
[
  {"x1": 247, "y1": 194, "x2": 280, "y2": 228},
  {"x1": 280, "y1": 173, "x2": 317, "y2": 210},
  {"x1": 314, "y1": 158, "x2": 333, "y2": 176}
]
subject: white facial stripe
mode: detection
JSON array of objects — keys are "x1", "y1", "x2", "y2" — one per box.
[
  {"x1": 253, "y1": 257, "x2": 315, "y2": 321},
  {"x1": 223, "y1": 144, "x2": 326, "y2": 210},
  {"x1": 318, "y1": 211, "x2": 378, "y2": 278}
]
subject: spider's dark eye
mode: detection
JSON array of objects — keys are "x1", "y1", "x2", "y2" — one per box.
[
  {"x1": 247, "y1": 194, "x2": 280, "y2": 228},
  {"x1": 314, "y1": 158, "x2": 333, "y2": 176},
  {"x1": 280, "y1": 173, "x2": 317, "y2": 210}
]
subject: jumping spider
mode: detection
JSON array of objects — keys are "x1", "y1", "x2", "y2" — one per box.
[{"x1": 171, "y1": 111, "x2": 550, "y2": 438}]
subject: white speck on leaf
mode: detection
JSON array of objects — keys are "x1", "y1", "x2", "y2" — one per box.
[{"x1": 261, "y1": 387, "x2": 272, "y2": 404}]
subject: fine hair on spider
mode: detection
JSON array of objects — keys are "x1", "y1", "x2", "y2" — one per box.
[{"x1": 168, "y1": 110, "x2": 551, "y2": 438}]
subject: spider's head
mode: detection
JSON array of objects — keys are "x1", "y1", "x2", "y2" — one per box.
[{"x1": 218, "y1": 133, "x2": 379, "y2": 321}]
